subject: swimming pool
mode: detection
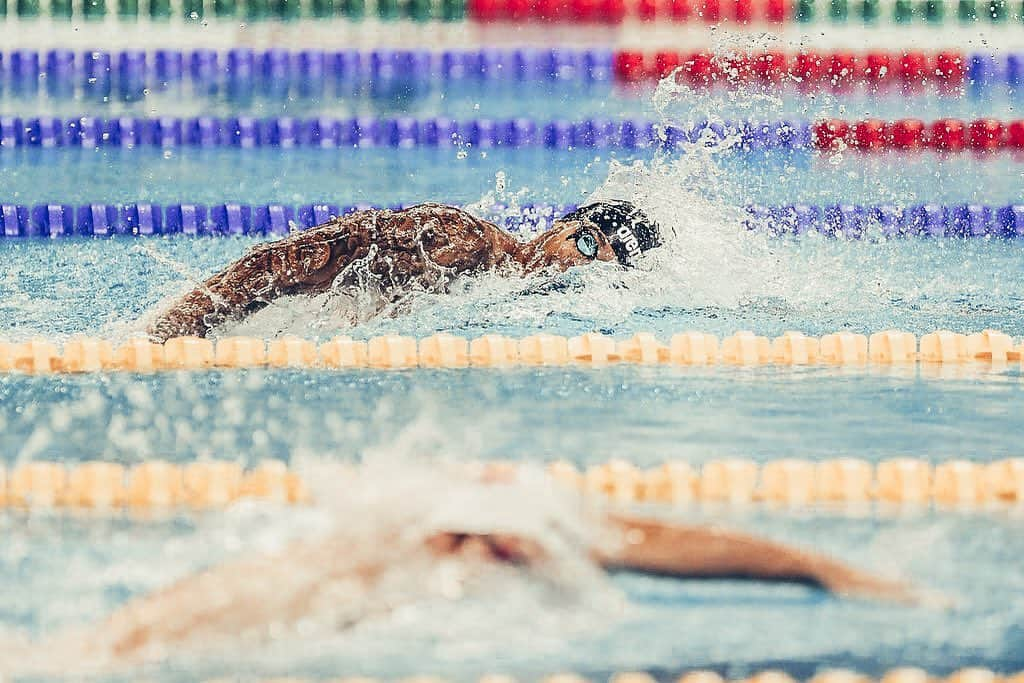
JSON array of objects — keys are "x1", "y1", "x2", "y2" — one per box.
[{"x1": 1, "y1": 14, "x2": 1024, "y2": 681}]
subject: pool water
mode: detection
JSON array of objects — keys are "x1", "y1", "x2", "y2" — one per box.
[
  {"x1": 2, "y1": 31, "x2": 1024, "y2": 682},
  {"x1": 4, "y1": 215, "x2": 1024, "y2": 678},
  {"x1": 0, "y1": 148, "x2": 1023, "y2": 206},
  {"x1": 3, "y1": 365, "x2": 1024, "y2": 465}
]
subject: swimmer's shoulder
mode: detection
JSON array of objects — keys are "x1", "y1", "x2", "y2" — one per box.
[
  {"x1": 392, "y1": 203, "x2": 521, "y2": 269},
  {"x1": 302, "y1": 203, "x2": 496, "y2": 235},
  {"x1": 286, "y1": 206, "x2": 389, "y2": 240},
  {"x1": 304, "y1": 204, "x2": 479, "y2": 235},
  {"x1": 403, "y1": 203, "x2": 517, "y2": 241},
  {"x1": 398, "y1": 203, "x2": 487, "y2": 226}
]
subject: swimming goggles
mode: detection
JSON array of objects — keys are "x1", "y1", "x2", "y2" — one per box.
[{"x1": 571, "y1": 229, "x2": 600, "y2": 259}]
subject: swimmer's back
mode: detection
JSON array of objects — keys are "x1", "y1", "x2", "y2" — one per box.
[
  {"x1": 316, "y1": 203, "x2": 520, "y2": 281},
  {"x1": 148, "y1": 203, "x2": 520, "y2": 340}
]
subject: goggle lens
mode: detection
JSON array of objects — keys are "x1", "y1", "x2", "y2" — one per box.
[{"x1": 575, "y1": 231, "x2": 599, "y2": 258}]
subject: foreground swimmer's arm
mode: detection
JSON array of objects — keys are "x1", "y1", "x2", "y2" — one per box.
[
  {"x1": 65, "y1": 534, "x2": 395, "y2": 666},
  {"x1": 42, "y1": 524, "x2": 914, "y2": 669},
  {"x1": 50, "y1": 530, "x2": 536, "y2": 667},
  {"x1": 598, "y1": 515, "x2": 915, "y2": 602},
  {"x1": 146, "y1": 201, "x2": 664, "y2": 341}
]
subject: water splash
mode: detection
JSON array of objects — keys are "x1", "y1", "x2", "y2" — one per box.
[{"x1": 203, "y1": 75, "x2": 785, "y2": 340}]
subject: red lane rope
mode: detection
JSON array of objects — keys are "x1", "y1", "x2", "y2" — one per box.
[
  {"x1": 611, "y1": 49, "x2": 967, "y2": 89},
  {"x1": 813, "y1": 118, "x2": 1024, "y2": 151},
  {"x1": 470, "y1": 0, "x2": 792, "y2": 22}
]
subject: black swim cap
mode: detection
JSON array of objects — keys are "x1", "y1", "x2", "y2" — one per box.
[{"x1": 560, "y1": 201, "x2": 662, "y2": 267}]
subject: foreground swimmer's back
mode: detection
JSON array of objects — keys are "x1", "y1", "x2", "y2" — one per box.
[{"x1": 148, "y1": 201, "x2": 663, "y2": 340}]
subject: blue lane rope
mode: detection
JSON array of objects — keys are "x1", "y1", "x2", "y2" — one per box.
[
  {"x1": 0, "y1": 115, "x2": 812, "y2": 150},
  {"x1": 1, "y1": 202, "x2": 1022, "y2": 238},
  {"x1": 0, "y1": 203, "x2": 580, "y2": 237},
  {"x1": 747, "y1": 203, "x2": 1024, "y2": 237},
  {"x1": 4, "y1": 48, "x2": 617, "y2": 98}
]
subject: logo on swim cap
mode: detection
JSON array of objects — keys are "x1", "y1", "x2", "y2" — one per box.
[
  {"x1": 560, "y1": 201, "x2": 662, "y2": 267},
  {"x1": 616, "y1": 225, "x2": 642, "y2": 260}
]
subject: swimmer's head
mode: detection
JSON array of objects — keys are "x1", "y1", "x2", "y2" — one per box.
[
  {"x1": 562, "y1": 201, "x2": 663, "y2": 267},
  {"x1": 549, "y1": 201, "x2": 663, "y2": 269},
  {"x1": 525, "y1": 200, "x2": 663, "y2": 272}
]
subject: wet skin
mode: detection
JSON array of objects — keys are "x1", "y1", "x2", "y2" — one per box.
[{"x1": 148, "y1": 203, "x2": 619, "y2": 341}]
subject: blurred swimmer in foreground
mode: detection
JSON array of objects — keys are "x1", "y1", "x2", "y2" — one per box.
[
  {"x1": 148, "y1": 201, "x2": 664, "y2": 340},
  {"x1": 19, "y1": 463, "x2": 920, "y2": 674}
]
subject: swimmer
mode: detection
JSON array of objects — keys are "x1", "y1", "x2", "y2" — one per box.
[
  {"x1": 21, "y1": 464, "x2": 919, "y2": 674},
  {"x1": 148, "y1": 201, "x2": 663, "y2": 340}
]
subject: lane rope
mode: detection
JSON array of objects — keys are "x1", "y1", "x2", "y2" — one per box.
[
  {"x1": 614, "y1": 48, "x2": 997, "y2": 86},
  {"x1": 0, "y1": 0, "x2": 1022, "y2": 25},
  {"x1": 0, "y1": 202, "x2": 576, "y2": 236},
  {"x1": 0, "y1": 0, "x2": 468, "y2": 22},
  {"x1": 0, "y1": 47, "x2": 617, "y2": 93},
  {"x1": 0, "y1": 114, "x2": 807, "y2": 149},
  {"x1": 3, "y1": 202, "x2": 1024, "y2": 237},
  {"x1": 2, "y1": 48, "x2": 1018, "y2": 90},
  {"x1": 0, "y1": 330, "x2": 1021, "y2": 373},
  {"x1": 2, "y1": 457, "x2": 1023, "y2": 509},
  {"x1": 744, "y1": 203, "x2": 1024, "y2": 237},
  {"x1": 814, "y1": 117, "x2": 1024, "y2": 151},
  {"x1": 0, "y1": 115, "x2": 1021, "y2": 151},
  {"x1": 469, "y1": 0, "x2": 1024, "y2": 24}
]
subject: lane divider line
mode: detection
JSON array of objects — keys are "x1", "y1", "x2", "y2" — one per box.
[
  {"x1": 0, "y1": 0, "x2": 469, "y2": 22},
  {"x1": 745, "y1": 203, "x2": 1024, "y2": 237},
  {"x1": 469, "y1": 0, "x2": 1024, "y2": 25},
  {"x1": 4, "y1": 47, "x2": 1018, "y2": 90},
  {"x1": 0, "y1": 114, "x2": 804, "y2": 149},
  {"x1": 2, "y1": 202, "x2": 1024, "y2": 238},
  {"x1": 613, "y1": 48, "x2": 996, "y2": 87},
  {"x1": 3, "y1": 457, "x2": 1023, "y2": 509},
  {"x1": 0, "y1": 115, "x2": 1020, "y2": 151},
  {"x1": 1, "y1": 0, "x2": 1022, "y2": 26},
  {"x1": 1, "y1": 330, "x2": 1021, "y2": 373},
  {"x1": 814, "y1": 117, "x2": 1024, "y2": 151}
]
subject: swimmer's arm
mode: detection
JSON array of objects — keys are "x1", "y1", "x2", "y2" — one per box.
[
  {"x1": 597, "y1": 515, "x2": 916, "y2": 603},
  {"x1": 146, "y1": 260, "x2": 267, "y2": 341},
  {"x1": 85, "y1": 535, "x2": 385, "y2": 662},
  {"x1": 147, "y1": 224, "x2": 346, "y2": 341}
]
